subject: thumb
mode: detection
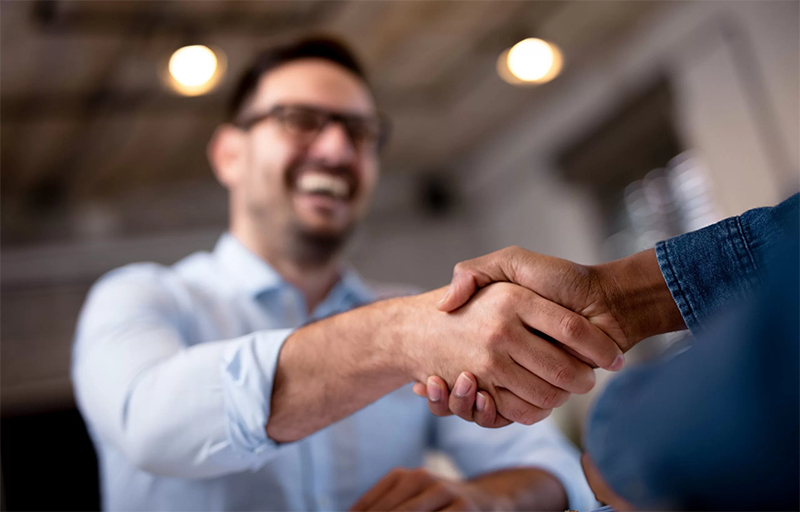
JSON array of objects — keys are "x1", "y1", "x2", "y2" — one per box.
[
  {"x1": 436, "y1": 269, "x2": 479, "y2": 312},
  {"x1": 437, "y1": 248, "x2": 526, "y2": 312}
]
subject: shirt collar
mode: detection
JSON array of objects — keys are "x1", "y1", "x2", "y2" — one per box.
[{"x1": 213, "y1": 233, "x2": 375, "y2": 305}]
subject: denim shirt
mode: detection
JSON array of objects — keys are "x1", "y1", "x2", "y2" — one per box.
[
  {"x1": 654, "y1": 193, "x2": 798, "y2": 334},
  {"x1": 585, "y1": 193, "x2": 799, "y2": 509}
]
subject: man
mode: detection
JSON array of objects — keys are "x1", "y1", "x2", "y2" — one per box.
[
  {"x1": 72, "y1": 38, "x2": 598, "y2": 511},
  {"x1": 416, "y1": 194, "x2": 799, "y2": 509}
]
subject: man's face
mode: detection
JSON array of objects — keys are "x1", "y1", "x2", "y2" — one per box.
[{"x1": 233, "y1": 59, "x2": 380, "y2": 243}]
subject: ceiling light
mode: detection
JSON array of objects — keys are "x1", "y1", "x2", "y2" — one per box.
[
  {"x1": 165, "y1": 45, "x2": 226, "y2": 96},
  {"x1": 498, "y1": 38, "x2": 563, "y2": 86}
]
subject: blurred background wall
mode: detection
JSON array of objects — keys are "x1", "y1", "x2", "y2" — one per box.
[{"x1": 1, "y1": 1, "x2": 798, "y2": 509}]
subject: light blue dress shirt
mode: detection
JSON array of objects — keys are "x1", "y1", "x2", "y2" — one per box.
[{"x1": 72, "y1": 233, "x2": 595, "y2": 511}]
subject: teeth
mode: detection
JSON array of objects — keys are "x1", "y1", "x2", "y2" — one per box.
[{"x1": 296, "y1": 173, "x2": 350, "y2": 199}]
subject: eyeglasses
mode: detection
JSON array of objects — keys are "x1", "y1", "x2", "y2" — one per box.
[{"x1": 234, "y1": 104, "x2": 391, "y2": 152}]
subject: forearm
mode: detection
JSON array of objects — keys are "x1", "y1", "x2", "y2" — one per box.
[
  {"x1": 469, "y1": 468, "x2": 568, "y2": 511},
  {"x1": 266, "y1": 292, "x2": 430, "y2": 443},
  {"x1": 591, "y1": 248, "x2": 686, "y2": 350}
]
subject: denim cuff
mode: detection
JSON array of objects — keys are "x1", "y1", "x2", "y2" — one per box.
[{"x1": 655, "y1": 216, "x2": 759, "y2": 334}]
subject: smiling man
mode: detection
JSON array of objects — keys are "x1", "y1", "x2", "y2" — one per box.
[{"x1": 72, "y1": 38, "x2": 597, "y2": 511}]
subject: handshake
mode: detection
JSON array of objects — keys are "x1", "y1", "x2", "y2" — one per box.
[
  {"x1": 394, "y1": 245, "x2": 684, "y2": 428},
  {"x1": 268, "y1": 243, "x2": 684, "y2": 443}
]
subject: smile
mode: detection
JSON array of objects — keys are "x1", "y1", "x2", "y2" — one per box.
[{"x1": 295, "y1": 172, "x2": 352, "y2": 200}]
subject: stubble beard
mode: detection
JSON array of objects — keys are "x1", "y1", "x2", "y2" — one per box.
[{"x1": 286, "y1": 219, "x2": 354, "y2": 268}]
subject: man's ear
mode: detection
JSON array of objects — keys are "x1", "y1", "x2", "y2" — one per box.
[{"x1": 207, "y1": 124, "x2": 246, "y2": 189}]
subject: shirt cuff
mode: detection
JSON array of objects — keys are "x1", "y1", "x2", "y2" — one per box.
[
  {"x1": 655, "y1": 216, "x2": 758, "y2": 334},
  {"x1": 220, "y1": 328, "x2": 295, "y2": 469}
]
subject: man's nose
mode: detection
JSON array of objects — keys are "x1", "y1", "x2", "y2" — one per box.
[{"x1": 307, "y1": 121, "x2": 357, "y2": 165}]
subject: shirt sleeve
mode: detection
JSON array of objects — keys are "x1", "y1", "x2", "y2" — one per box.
[
  {"x1": 72, "y1": 264, "x2": 294, "y2": 479},
  {"x1": 584, "y1": 224, "x2": 799, "y2": 510},
  {"x1": 432, "y1": 415, "x2": 597, "y2": 511},
  {"x1": 655, "y1": 192, "x2": 798, "y2": 334}
]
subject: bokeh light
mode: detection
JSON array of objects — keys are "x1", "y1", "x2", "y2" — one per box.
[
  {"x1": 499, "y1": 38, "x2": 563, "y2": 86},
  {"x1": 166, "y1": 45, "x2": 225, "y2": 96}
]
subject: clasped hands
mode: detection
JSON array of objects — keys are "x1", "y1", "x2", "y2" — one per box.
[{"x1": 405, "y1": 246, "x2": 639, "y2": 428}]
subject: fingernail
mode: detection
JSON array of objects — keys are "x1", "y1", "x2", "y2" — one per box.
[
  {"x1": 476, "y1": 392, "x2": 487, "y2": 412},
  {"x1": 436, "y1": 285, "x2": 452, "y2": 307},
  {"x1": 427, "y1": 377, "x2": 442, "y2": 402},
  {"x1": 453, "y1": 372, "x2": 472, "y2": 397},
  {"x1": 608, "y1": 354, "x2": 625, "y2": 372}
]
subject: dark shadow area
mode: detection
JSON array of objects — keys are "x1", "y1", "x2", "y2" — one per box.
[{"x1": 1, "y1": 408, "x2": 99, "y2": 511}]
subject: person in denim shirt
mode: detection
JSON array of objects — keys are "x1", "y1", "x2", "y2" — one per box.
[
  {"x1": 581, "y1": 195, "x2": 799, "y2": 510},
  {"x1": 418, "y1": 193, "x2": 798, "y2": 509}
]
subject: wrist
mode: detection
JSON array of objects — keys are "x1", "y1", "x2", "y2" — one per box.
[
  {"x1": 386, "y1": 288, "x2": 446, "y2": 382},
  {"x1": 592, "y1": 248, "x2": 686, "y2": 350}
]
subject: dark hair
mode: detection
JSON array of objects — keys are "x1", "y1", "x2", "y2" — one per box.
[{"x1": 228, "y1": 37, "x2": 369, "y2": 121}]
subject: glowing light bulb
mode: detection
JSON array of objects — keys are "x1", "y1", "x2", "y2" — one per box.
[
  {"x1": 499, "y1": 38, "x2": 563, "y2": 86},
  {"x1": 163, "y1": 45, "x2": 226, "y2": 96},
  {"x1": 169, "y1": 45, "x2": 217, "y2": 87}
]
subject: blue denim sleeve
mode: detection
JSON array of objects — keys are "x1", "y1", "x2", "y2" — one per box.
[
  {"x1": 584, "y1": 212, "x2": 799, "y2": 510},
  {"x1": 655, "y1": 193, "x2": 798, "y2": 333}
]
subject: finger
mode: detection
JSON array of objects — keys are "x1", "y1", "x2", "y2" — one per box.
[
  {"x1": 449, "y1": 372, "x2": 478, "y2": 422},
  {"x1": 427, "y1": 376, "x2": 453, "y2": 417},
  {"x1": 496, "y1": 360, "x2": 571, "y2": 411},
  {"x1": 394, "y1": 484, "x2": 454, "y2": 512},
  {"x1": 508, "y1": 327, "x2": 596, "y2": 395},
  {"x1": 437, "y1": 249, "x2": 520, "y2": 312},
  {"x1": 473, "y1": 391, "x2": 510, "y2": 429},
  {"x1": 492, "y1": 387, "x2": 552, "y2": 426},
  {"x1": 413, "y1": 382, "x2": 427, "y2": 397},
  {"x1": 517, "y1": 289, "x2": 624, "y2": 372},
  {"x1": 350, "y1": 469, "x2": 402, "y2": 511}
]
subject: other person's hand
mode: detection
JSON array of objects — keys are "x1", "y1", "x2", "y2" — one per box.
[
  {"x1": 399, "y1": 282, "x2": 621, "y2": 426},
  {"x1": 438, "y1": 246, "x2": 685, "y2": 355},
  {"x1": 349, "y1": 467, "x2": 511, "y2": 512},
  {"x1": 414, "y1": 247, "x2": 685, "y2": 424}
]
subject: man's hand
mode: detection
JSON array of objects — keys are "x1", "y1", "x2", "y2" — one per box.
[
  {"x1": 350, "y1": 466, "x2": 569, "y2": 511},
  {"x1": 411, "y1": 372, "x2": 508, "y2": 428},
  {"x1": 411, "y1": 247, "x2": 686, "y2": 425},
  {"x1": 349, "y1": 468, "x2": 509, "y2": 512},
  {"x1": 397, "y1": 282, "x2": 622, "y2": 426}
]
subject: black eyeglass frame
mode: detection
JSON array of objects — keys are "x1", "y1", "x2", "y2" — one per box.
[{"x1": 233, "y1": 103, "x2": 392, "y2": 152}]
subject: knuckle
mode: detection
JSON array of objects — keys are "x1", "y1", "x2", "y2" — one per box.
[
  {"x1": 517, "y1": 406, "x2": 548, "y2": 426},
  {"x1": 487, "y1": 321, "x2": 514, "y2": 346},
  {"x1": 552, "y1": 361, "x2": 578, "y2": 388},
  {"x1": 453, "y1": 261, "x2": 470, "y2": 276},
  {"x1": 505, "y1": 403, "x2": 531, "y2": 424},
  {"x1": 559, "y1": 313, "x2": 586, "y2": 342},
  {"x1": 540, "y1": 387, "x2": 569, "y2": 409}
]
